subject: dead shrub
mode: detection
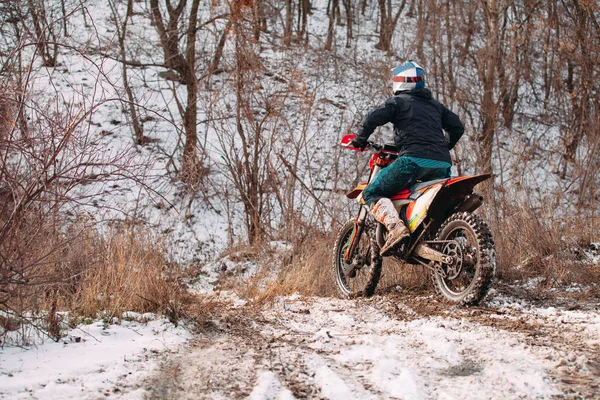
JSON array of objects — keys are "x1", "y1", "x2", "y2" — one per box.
[
  {"x1": 0, "y1": 221, "x2": 186, "y2": 343},
  {"x1": 0, "y1": 60, "x2": 171, "y2": 343},
  {"x1": 179, "y1": 294, "x2": 240, "y2": 333},
  {"x1": 177, "y1": 160, "x2": 211, "y2": 194},
  {"x1": 70, "y1": 225, "x2": 185, "y2": 320},
  {"x1": 205, "y1": 242, "x2": 293, "y2": 304},
  {"x1": 490, "y1": 196, "x2": 600, "y2": 286},
  {"x1": 246, "y1": 226, "x2": 433, "y2": 304},
  {"x1": 208, "y1": 233, "x2": 337, "y2": 306},
  {"x1": 262, "y1": 231, "x2": 338, "y2": 300}
]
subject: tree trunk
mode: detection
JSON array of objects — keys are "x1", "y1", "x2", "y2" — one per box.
[
  {"x1": 477, "y1": 0, "x2": 500, "y2": 198},
  {"x1": 110, "y1": 0, "x2": 147, "y2": 145},
  {"x1": 284, "y1": 0, "x2": 293, "y2": 45},
  {"x1": 27, "y1": 0, "x2": 59, "y2": 67},
  {"x1": 297, "y1": 0, "x2": 310, "y2": 42},
  {"x1": 375, "y1": 0, "x2": 406, "y2": 53},
  {"x1": 342, "y1": 0, "x2": 353, "y2": 47},
  {"x1": 150, "y1": 0, "x2": 203, "y2": 181},
  {"x1": 181, "y1": 0, "x2": 202, "y2": 178},
  {"x1": 252, "y1": 0, "x2": 267, "y2": 41},
  {"x1": 325, "y1": 0, "x2": 338, "y2": 50}
]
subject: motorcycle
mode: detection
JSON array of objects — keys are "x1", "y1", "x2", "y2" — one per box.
[{"x1": 333, "y1": 134, "x2": 496, "y2": 305}]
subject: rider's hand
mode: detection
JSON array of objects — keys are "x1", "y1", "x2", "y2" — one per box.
[{"x1": 350, "y1": 137, "x2": 367, "y2": 150}]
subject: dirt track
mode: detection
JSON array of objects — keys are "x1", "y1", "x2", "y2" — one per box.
[{"x1": 146, "y1": 285, "x2": 600, "y2": 399}]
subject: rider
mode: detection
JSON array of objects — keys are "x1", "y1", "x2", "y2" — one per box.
[{"x1": 351, "y1": 60, "x2": 464, "y2": 256}]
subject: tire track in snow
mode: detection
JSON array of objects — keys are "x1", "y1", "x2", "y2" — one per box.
[
  {"x1": 379, "y1": 287, "x2": 600, "y2": 397},
  {"x1": 147, "y1": 288, "x2": 599, "y2": 399},
  {"x1": 263, "y1": 296, "x2": 558, "y2": 399}
]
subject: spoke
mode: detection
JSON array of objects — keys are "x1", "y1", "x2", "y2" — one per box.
[{"x1": 338, "y1": 225, "x2": 372, "y2": 293}]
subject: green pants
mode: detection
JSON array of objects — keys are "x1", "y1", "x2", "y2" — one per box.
[{"x1": 362, "y1": 156, "x2": 451, "y2": 206}]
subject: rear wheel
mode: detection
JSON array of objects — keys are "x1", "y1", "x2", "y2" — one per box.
[
  {"x1": 333, "y1": 218, "x2": 382, "y2": 298},
  {"x1": 432, "y1": 212, "x2": 496, "y2": 305}
]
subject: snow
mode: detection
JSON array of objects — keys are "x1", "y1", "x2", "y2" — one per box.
[
  {"x1": 259, "y1": 297, "x2": 560, "y2": 400},
  {"x1": 249, "y1": 371, "x2": 295, "y2": 400},
  {"x1": 314, "y1": 364, "x2": 358, "y2": 400},
  {"x1": 3, "y1": 283, "x2": 599, "y2": 399},
  {"x1": 143, "y1": 291, "x2": 600, "y2": 398},
  {"x1": 0, "y1": 316, "x2": 189, "y2": 399}
]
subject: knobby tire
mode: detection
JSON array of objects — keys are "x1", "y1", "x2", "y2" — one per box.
[
  {"x1": 432, "y1": 212, "x2": 496, "y2": 305},
  {"x1": 332, "y1": 219, "x2": 382, "y2": 298}
]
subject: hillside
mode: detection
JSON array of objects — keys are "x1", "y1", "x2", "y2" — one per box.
[{"x1": 0, "y1": 0, "x2": 599, "y2": 398}]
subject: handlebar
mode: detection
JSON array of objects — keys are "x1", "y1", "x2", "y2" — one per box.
[
  {"x1": 367, "y1": 141, "x2": 383, "y2": 151},
  {"x1": 340, "y1": 134, "x2": 397, "y2": 154}
]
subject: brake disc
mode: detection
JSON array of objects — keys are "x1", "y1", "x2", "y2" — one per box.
[{"x1": 342, "y1": 249, "x2": 365, "y2": 277}]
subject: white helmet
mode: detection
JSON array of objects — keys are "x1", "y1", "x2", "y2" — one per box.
[{"x1": 391, "y1": 60, "x2": 425, "y2": 93}]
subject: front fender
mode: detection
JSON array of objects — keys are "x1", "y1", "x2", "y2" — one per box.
[{"x1": 346, "y1": 183, "x2": 368, "y2": 199}]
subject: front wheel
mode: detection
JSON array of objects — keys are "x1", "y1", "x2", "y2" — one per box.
[
  {"x1": 432, "y1": 212, "x2": 496, "y2": 305},
  {"x1": 332, "y1": 218, "x2": 382, "y2": 298}
]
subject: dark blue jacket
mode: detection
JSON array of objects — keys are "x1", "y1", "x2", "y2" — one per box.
[{"x1": 356, "y1": 88, "x2": 464, "y2": 163}]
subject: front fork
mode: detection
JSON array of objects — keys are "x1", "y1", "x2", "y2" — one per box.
[
  {"x1": 343, "y1": 205, "x2": 369, "y2": 262},
  {"x1": 345, "y1": 208, "x2": 453, "y2": 268}
]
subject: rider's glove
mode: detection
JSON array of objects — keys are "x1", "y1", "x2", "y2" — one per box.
[{"x1": 350, "y1": 137, "x2": 368, "y2": 150}]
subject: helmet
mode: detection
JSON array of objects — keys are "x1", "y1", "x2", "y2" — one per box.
[{"x1": 391, "y1": 60, "x2": 425, "y2": 93}]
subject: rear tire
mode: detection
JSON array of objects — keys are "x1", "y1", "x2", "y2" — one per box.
[
  {"x1": 432, "y1": 212, "x2": 496, "y2": 305},
  {"x1": 333, "y1": 218, "x2": 382, "y2": 298}
]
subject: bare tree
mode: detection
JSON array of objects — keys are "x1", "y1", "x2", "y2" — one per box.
[
  {"x1": 108, "y1": 0, "x2": 150, "y2": 146},
  {"x1": 251, "y1": 0, "x2": 268, "y2": 40},
  {"x1": 0, "y1": 78, "x2": 143, "y2": 339},
  {"x1": 342, "y1": 0, "x2": 353, "y2": 47},
  {"x1": 284, "y1": 0, "x2": 294, "y2": 45},
  {"x1": 325, "y1": 0, "x2": 339, "y2": 50},
  {"x1": 297, "y1": 0, "x2": 311, "y2": 43},
  {"x1": 375, "y1": 0, "x2": 407, "y2": 52},
  {"x1": 149, "y1": 0, "x2": 204, "y2": 182},
  {"x1": 218, "y1": 1, "x2": 273, "y2": 244},
  {"x1": 26, "y1": 0, "x2": 60, "y2": 67},
  {"x1": 553, "y1": 0, "x2": 600, "y2": 205}
]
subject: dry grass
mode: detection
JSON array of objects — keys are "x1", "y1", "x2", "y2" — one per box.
[
  {"x1": 259, "y1": 232, "x2": 338, "y2": 300},
  {"x1": 377, "y1": 259, "x2": 431, "y2": 292},
  {"x1": 241, "y1": 229, "x2": 431, "y2": 304},
  {"x1": 1, "y1": 223, "x2": 186, "y2": 342},
  {"x1": 211, "y1": 233, "x2": 339, "y2": 306},
  {"x1": 69, "y1": 225, "x2": 185, "y2": 320},
  {"x1": 489, "y1": 199, "x2": 600, "y2": 286}
]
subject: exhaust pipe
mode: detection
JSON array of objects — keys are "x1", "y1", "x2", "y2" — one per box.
[{"x1": 456, "y1": 193, "x2": 484, "y2": 213}]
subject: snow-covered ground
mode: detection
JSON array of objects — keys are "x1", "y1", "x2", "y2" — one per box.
[
  {"x1": 0, "y1": 315, "x2": 189, "y2": 399},
  {"x1": 142, "y1": 288, "x2": 599, "y2": 399},
  {"x1": 2, "y1": 281, "x2": 599, "y2": 399}
]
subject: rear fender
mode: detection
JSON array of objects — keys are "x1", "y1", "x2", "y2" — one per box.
[
  {"x1": 445, "y1": 174, "x2": 492, "y2": 189},
  {"x1": 429, "y1": 174, "x2": 492, "y2": 219}
]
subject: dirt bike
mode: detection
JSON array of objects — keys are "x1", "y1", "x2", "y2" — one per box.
[{"x1": 332, "y1": 134, "x2": 496, "y2": 305}]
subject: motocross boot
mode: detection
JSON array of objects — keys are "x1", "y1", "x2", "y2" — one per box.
[{"x1": 370, "y1": 198, "x2": 410, "y2": 256}]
